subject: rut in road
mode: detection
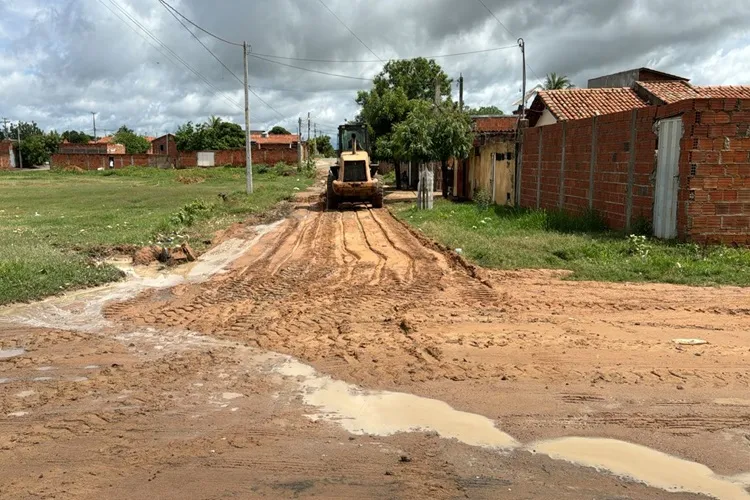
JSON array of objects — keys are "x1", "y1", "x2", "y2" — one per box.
[
  {"x1": 105, "y1": 204, "x2": 502, "y2": 383},
  {"x1": 105, "y1": 202, "x2": 750, "y2": 389}
]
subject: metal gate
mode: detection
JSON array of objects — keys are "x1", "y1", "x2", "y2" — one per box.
[
  {"x1": 197, "y1": 151, "x2": 215, "y2": 167},
  {"x1": 653, "y1": 117, "x2": 683, "y2": 239}
]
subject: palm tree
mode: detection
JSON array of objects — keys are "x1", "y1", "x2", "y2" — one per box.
[{"x1": 544, "y1": 73, "x2": 574, "y2": 90}]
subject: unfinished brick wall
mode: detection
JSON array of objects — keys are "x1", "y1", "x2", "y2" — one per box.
[
  {"x1": 51, "y1": 153, "x2": 171, "y2": 170},
  {"x1": 0, "y1": 140, "x2": 13, "y2": 169},
  {"x1": 520, "y1": 97, "x2": 750, "y2": 243},
  {"x1": 685, "y1": 98, "x2": 750, "y2": 245}
]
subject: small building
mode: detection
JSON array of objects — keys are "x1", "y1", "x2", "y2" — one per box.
[
  {"x1": 0, "y1": 140, "x2": 16, "y2": 169},
  {"x1": 59, "y1": 136, "x2": 126, "y2": 155},
  {"x1": 587, "y1": 67, "x2": 687, "y2": 89},
  {"x1": 250, "y1": 133, "x2": 304, "y2": 165},
  {"x1": 453, "y1": 116, "x2": 519, "y2": 202},
  {"x1": 150, "y1": 134, "x2": 177, "y2": 157}
]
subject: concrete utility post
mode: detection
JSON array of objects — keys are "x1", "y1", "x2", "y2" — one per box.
[
  {"x1": 243, "y1": 41, "x2": 253, "y2": 194},
  {"x1": 313, "y1": 123, "x2": 318, "y2": 156},
  {"x1": 307, "y1": 112, "x2": 311, "y2": 153},
  {"x1": 1, "y1": 118, "x2": 9, "y2": 137},
  {"x1": 297, "y1": 117, "x2": 303, "y2": 168},
  {"x1": 17, "y1": 125, "x2": 23, "y2": 169},
  {"x1": 90, "y1": 112, "x2": 97, "y2": 140},
  {"x1": 518, "y1": 38, "x2": 526, "y2": 119}
]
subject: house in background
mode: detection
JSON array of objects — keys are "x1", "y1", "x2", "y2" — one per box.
[
  {"x1": 527, "y1": 67, "x2": 750, "y2": 127},
  {"x1": 453, "y1": 115, "x2": 518, "y2": 202}
]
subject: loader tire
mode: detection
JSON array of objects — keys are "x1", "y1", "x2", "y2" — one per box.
[
  {"x1": 326, "y1": 172, "x2": 338, "y2": 210},
  {"x1": 371, "y1": 181, "x2": 384, "y2": 209}
]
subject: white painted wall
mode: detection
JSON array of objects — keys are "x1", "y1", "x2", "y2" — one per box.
[{"x1": 535, "y1": 108, "x2": 557, "y2": 127}]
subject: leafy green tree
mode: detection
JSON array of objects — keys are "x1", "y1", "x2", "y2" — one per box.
[
  {"x1": 392, "y1": 101, "x2": 434, "y2": 167},
  {"x1": 465, "y1": 105, "x2": 504, "y2": 115},
  {"x1": 113, "y1": 125, "x2": 151, "y2": 154},
  {"x1": 433, "y1": 102, "x2": 473, "y2": 198},
  {"x1": 310, "y1": 135, "x2": 335, "y2": 157},
  {"x1": 544, "y1": 72, "x2": 574, "y2": 90},
  {"x1": 61, "y1": 130, "x2": 93, "y2": 143},
  {"x1": 357, "y1": 58, "x2": 451, "y2": 190},
  {"x1": 0, "y1": 121, "x2": 44, "y2": 141},
  {"x1": 269, "y1": 125, "x2": 291, "y2": 135},
  {"x1": 174, "y1": 117, "x2": 245, "y2": 151},
  {"x1": 19, "y1": 135, "x2": 51, "y2": 166}
]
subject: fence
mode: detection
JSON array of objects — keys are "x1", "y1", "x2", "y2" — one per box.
[{"x1": 519, "y1": 98, "x2": 750, "y2": 244}]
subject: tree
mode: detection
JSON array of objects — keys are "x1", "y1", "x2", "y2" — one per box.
[
  {"x1": 356, "y1": 58, "x2": 452, "y2": 190},
  {"x1": 269, "y1": 125, "x2": 291, "y2": 135},
  {"x1": 392, "y1": 101, "x2": 434, "y2": 168},
  {"x1": 61, "y1": 130, "x2": 93, "y2": 144},
  {"x1": 544, "y1": 73, "x2": 574, "y2": 90},
  {"x1": 113, "y1": 125, "x2": 151, "y2": 154},
  {"x1": 174, "y1": 117, "x2": 245, "y2": 151},
  {"x1": 0, "y1": 121, "x2": 44, "y2": 141},
  {"x1": 19, "y1": 135, "x2": 51, "y2": 166},
  {"x1": 432, "y1": 102, "x2": 473, "y2": 198},
  {"x1": 310, "y1": 135, "x2": 335, "y2": 157},
  {"x1": 465, "y1": 105, "x2": 505, "y2": 116}
]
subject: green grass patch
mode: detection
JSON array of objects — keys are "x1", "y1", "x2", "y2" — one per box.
[
  {"x1": 392, "y1": 199, "x2": 750, "y2": 286},
  {"x1": 0, "y1": 165, "x2": 313, "y2": 304}
]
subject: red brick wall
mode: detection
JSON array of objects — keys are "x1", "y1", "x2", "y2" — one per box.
[
  {"x1": 0, "y1": 140, "x2": 13, "y2": 169},
  {"x1": 151, "y1": 135, "x2": 177, "y2": 158},
  {"x1": 521, "y1": 98, "x2": 750, "y2": 243},
  {"x1": 51, "y1": 153, "x2": 171, "y2": 170},
  {"x1": 684, "y1": 98, "x2": 750, "y2": 245}
]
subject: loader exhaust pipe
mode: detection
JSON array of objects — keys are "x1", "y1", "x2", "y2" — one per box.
[{"x1": 351, "y1": 133, "x2": 357, "y2": 155}]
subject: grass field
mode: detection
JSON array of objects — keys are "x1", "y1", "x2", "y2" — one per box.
[
  {"x1": 392, "y1": 199, "x2": 750, "y2": 286},
  {"x1": 0, "y1": 166, "x2": 313, "y2": 305}
]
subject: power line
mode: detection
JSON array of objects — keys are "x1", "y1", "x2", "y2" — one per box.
[
  {"x1": 316, "y1": 0, "x2": 383, "y2": 63},
  {"x1": 101, "y1": 0, "x2": 242, "y2": 110},
  {"x1": 474, "y1": 0, "x2": 545, "y2": 85},
  {"x1": 158, "y1": 0, "x2": 243, "y2": 47},
  {"x1": 157, "y1": 0, "x2": 284, "y2": 119},
  {"x1": 249, "y1": 45, "x2": 519, "y2": 63},
  {"x1": 248, "y1": 52, "x2": 374, "y2": 81}
]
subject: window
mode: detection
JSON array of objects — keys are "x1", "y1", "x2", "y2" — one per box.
[
  {"x1": 507, "y1": 152, "x2": 514, "y2": 161},
  {"x1": 160, "y1": 144, "x2": 165, "y2": 152},
  {"x1": 495, "y1": 153, "x2": 505, "y2": 161}
]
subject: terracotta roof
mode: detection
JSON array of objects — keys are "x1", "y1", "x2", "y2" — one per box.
[
  {"x1": 251, "y1": 134, "x2": 301, "y2": 145},
  {"x1": 472, "y1": 116, "x2": 518, "y2": 133},
  {"x1": 694, "y1": 85, "x2": 750, "y2": 100},
  {"x1": 90, "y1": 136, "x2": 114, "y2": 144},
  {"x1": 537, "y1": 88, "x2": 648, "y2": 121},
  {"x1": 144, "y1": 136, "x2": 156, "y2": 143},
  {"x1": 635, "y1": 81, "x2": 701, "y2": 104}
]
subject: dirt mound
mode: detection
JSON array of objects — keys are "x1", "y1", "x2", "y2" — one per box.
[
  {"x1": 52, "y1": 164, "x2": 85, "y2": 172},
  {"x1": 176, "y1": 175, "x2": 205, "y2": 184}
]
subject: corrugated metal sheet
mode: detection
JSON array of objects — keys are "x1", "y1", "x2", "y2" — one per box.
[{"x1": 653, "y1": 117, "x2": 682, "y2": 239}]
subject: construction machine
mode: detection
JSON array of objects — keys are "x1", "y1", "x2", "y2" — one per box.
[{"x1": 326, "y1": 123, "x2": 383, "y2": 210}]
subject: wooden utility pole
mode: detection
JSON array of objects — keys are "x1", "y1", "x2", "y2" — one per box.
[
  {"x1": 297, "y1": 117, "x2": 303, "y2": 168},
  {"x1": 518, "y1": 38, "x2": 526, "y2": 119},
  {"x1": 243, "y1": 41, "x2": 253, "y2": 194},
  {"x1": 459, "y1": 73, "x2": 464, "y2": 111}
]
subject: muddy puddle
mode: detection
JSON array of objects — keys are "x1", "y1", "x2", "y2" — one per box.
[{"x1": 275, "y1": 357, "x2": 750, "y2": 500}]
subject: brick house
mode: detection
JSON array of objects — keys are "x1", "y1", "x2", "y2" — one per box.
[
  {"x1": 150, "y1": 134, "x2": 177, "y2": 158},
  {"x1": 251, "y1": 133, "x2": 303, "y2": 165}
]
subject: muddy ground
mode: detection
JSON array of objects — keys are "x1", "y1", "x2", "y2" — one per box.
[{"x1": 1, "y1": 172, "x2": 750, "y2": 499}]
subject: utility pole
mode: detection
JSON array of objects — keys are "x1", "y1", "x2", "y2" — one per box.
[
  {"x1": 459, "y1": 74, "x2": 464, "y2": 111},
  {"x1": 307, "y1": 112, "x2": 311, "y2": 161},
  {"x1": 243, "y1": 41, "x2": 253, "y2": 194},
  {"x1": 17, "y1": 125, "x2": 23, "y2": 169},
  {"x1": 90, "y1": 112, "x2": 97, "y2": 140},
  {"x1": 313, "y1": 123, "x2": 318, "y2": 156},
  {"x1": 518, "y1": 38, "x2": 526, "y2": 119},
  {"x1": 297, "y1": 116, "x2": 302, "y2": 168},
  {"x1": 434, "y1": 77, "x2": 441, "y2": 105},
  {"x1": 1, "y1": 118, "x2": 9, "y2": 137}
]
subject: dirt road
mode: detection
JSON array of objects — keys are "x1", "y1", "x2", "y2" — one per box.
[{"x1": 2, "y1": 171, "x2": 750, "y2": 499}]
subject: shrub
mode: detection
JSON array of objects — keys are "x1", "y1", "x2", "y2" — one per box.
[{"x1": 473, "y1": 188, "x2": 492, "y2": 211}]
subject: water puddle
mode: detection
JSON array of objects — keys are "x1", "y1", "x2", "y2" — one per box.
[
  {"x1": 15, "y1": 390, "x2": 35, "y2": 398},
  {"x1": 7, "y1": 411, "x2": 29, "y2": 417},
  {"x1": 0, "y1": 378, "x2": 11, "y2": 384},
  {"x1": 0, "y1": 348, "x2": 25, "y2": 359},
  {"x1": 275, "y1": 357, "x2": 750, "y2": 500},
  {"x1": 531, "y1": 437, "x2": 749, "y2": 499},
  {"x1": 222, "y1": 392, "x2": 243, "y2": 400},
  {"x1": 276, "y1": 359, "x2": 518, "y2": 449}
]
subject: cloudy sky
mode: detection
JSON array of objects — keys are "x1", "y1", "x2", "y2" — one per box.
[{"x1": 1, "y1": 0, "x2": 749, "y2": 138}]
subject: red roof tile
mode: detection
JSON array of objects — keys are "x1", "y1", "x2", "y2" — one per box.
[
  {"x1": 635, "y1": 80, "x2": 701, "y2": 104},
  {"x1": 251, "y1": 134, "x2": 301, "y2": 145},
  {"x1": 694, "y1": 85, "x2": 750, "y2": 100},
  {"x1": 472, "y1": 116, "x2": 518, "y2": 133},
  {"x1": 537, "y1": 88, "x2": 648, "y2": 121},
  {"x1": 637, "y1": 81, "x2": 750, "y2": 104}
]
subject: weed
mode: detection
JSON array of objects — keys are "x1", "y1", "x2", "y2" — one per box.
[{"x1": 473, "y1": 188, "x2": 492, "y2": 212}]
